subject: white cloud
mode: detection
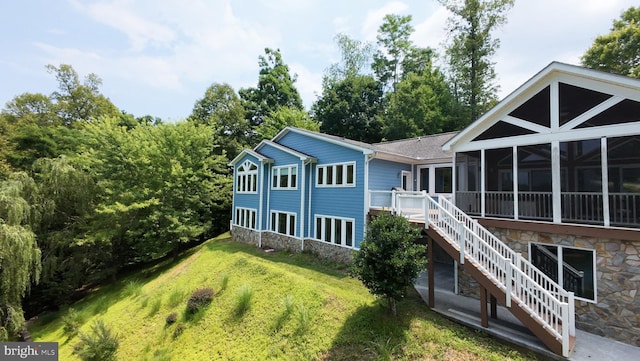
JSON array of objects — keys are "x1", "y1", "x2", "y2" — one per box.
[
  {"x1": 70, "y1": 0, "x2": 176, "y2": 52},
  {"x1": 290, "y1": 62, "x2": 323, "y2": 109},
  {"x1": 412, "y1": 6, "x2": 449, "y2": 53}
]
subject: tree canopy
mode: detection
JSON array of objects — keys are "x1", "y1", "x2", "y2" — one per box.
[
  {"x1": 439, "y1": 0, "x2": 514, "y2": 126},
  {"x1": 314, "y1": 75, "x2": 385, "y2": 143},
  {"x1": 581, "y1": 6, "x2": 640, "y2": 78},
  {"x1": 239, "y1": 48, "x2": 303, "y2": 138}
]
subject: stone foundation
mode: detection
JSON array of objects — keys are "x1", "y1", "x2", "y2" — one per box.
[
  {"x1": 261, "y1": 231, "x2": 303, "y2": 253},
  {"x1": 456, "y1": 225, "x2": 640, "y2": 347},
  {"x1": 230, "y1": 226, "x2": 259, "y2": 246},
  {"x1": 229, "y1": 226, "x2": 354, "y2": 265},
  {"x1": 303, "y1": 238, "x2": 354, "y2": 264}
]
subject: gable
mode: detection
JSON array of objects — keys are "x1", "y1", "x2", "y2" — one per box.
[{"x1": 445, "y1": 62, "x2": 640, "y2": 153}]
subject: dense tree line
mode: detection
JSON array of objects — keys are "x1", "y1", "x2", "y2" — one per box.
[{"x1": 1, "y1": 1, "x2": 637, "y2": 341}]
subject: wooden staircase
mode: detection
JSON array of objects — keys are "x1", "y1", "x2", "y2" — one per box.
[{"x1": 393, "y1": 193, "x2": 577, "y2": 357}]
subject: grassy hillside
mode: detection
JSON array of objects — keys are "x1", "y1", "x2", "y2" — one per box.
[{"x1": 29, "y1": 233, "x2": 542, "y2": 360}]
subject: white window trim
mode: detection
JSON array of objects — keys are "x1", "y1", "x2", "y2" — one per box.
[
  {"x1": 236, "y1": 160, "x2": 258, "y2": 194},
  {"x1": 528, "y1": 242, "x2": 597, "y2": 303},
  {"x1": 235, "y1": 207, "x2": 257, "y2": 229},
  {"x1": 270, "y1": 210, "x2": 297, "y2": 236},
  {"x1": 272, "y1": 164, "x2": 298, "y2": 190},
  {"x1": 316, "y1": 161, "x2": 356, "y2": 188},
  {"x1": 314, "y1": 214, "x2": 355, "y2": 248}
]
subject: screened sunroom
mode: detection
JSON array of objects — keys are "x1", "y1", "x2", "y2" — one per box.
[{"x1": 445, "y1": 63, "x2": 640, "y2": 229}]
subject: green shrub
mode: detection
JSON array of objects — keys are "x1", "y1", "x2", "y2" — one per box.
[
  {"x1": 62, "y1": 308, "x2": 83, "y2": 338},
  {"x1": 186, "y1": 287, "x2": 214, "y2": 314},
  {"x1": 172, "y1": 323, "x2": 185, "y2": 339},
  {"x1": 165, "y1": 312, "x2": 178, "y2": 326},
  {"x1": 234, "y1": 284, "x2": 253, "y2": 316},
  {"x1": 73, "y1": 320, "x2": 119, "y2": 361}
]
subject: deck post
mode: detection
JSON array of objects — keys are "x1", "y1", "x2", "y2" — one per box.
[
  {"x1": 490, "y1": 294, "x2": 497, "y2": 319},
  {"x1": 480, "y1": 285, "x2": 489, "y2": 327},
  {"x1": 428, "y1": 237, "x2": 435, "y2": 308}
]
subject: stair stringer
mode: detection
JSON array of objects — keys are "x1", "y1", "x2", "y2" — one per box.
[{"x1": 425, "y1": 226, "x2": 575, "y2": 357}]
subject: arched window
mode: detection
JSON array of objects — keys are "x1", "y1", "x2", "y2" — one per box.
[{"x1": 236, "y1": 160, "x2": 258, "y2": 193}]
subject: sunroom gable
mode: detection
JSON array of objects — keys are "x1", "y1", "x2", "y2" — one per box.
[{"x1": 444, "y1": 62, "x2": 640, "y2": 153}]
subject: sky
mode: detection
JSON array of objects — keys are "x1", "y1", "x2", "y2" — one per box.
[{"x1": 0, "y1": 0, "x2": 637, "y2": 121}]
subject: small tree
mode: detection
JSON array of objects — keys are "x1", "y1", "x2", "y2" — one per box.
[
  {"x1": 352, "y1": 213, "x2": 426, "y2": 316},
  {"x1": 73, "y1": 320, "x2": 119, "y2": 361}
]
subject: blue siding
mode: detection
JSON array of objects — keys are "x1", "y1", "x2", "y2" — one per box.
[
  {"x1": 258, "y1": 143, "x2": 304, "y2": 237},
  {"x1": 278, "y1": 131, "x2": 368, "y2": 248},
  {"x1": 368, "y1": 159, "x2": 410, "y2": 190}
]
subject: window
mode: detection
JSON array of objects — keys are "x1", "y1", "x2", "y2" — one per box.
[
  {"x1": 315, "y1": 215, "x2": 354, "y2": 247},
  {"x1": 316, "y1": 162, "x2": 355, "y2": 187},
  {"x1": 236, "y1": 160, "x2": 258, "y2": 193},
  {"x1": 272, "y1": 165, "x2": 298, "y2": 189},
  {"x1": 530, "y1": 243, "x2": 596, "y2": 302},
  {"x1": 270, "y1": 211, "x2": 296, "y2": 236},
  {"x1": 235, "y1": 207, "x2": 257, "y2": 229},
  {"x1": 435, "y1": 167, "x2": 452, "y2": 193}
]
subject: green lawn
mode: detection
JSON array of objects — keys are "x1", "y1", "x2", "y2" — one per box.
[{"x1": 29, "y1": 233, "x2": 543, "y2": 360}]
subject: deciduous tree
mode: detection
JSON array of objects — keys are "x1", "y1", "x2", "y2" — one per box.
[
  {"x1": 314, "y1": 75, "x2": 384, "y2": 143},
  {"x1": 439, "y1": 0, "x2": 514, "y2": 125},
  {"x1": 581, "y1": 6, "x2": 640, "y2": 78},
  {"x1": 189, "y1": 83, "x2": 249, "y2": 159},
  {"x1": 239, "y1": 48, "x2": 303, "y2": 141},
  {"x1": 255, "y1": 106, "x2": 319, "y2": 140}
]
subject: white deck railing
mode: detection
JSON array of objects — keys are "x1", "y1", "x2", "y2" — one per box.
[{"x1": 369, "y1": 190, "x2": 575, "y2": 357}]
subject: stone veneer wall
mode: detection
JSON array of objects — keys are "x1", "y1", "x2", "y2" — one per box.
[
  {"x1": 229, "y1": 227, "x2": 354, "y2": 265},
  {"x1": 230, "y1": 226, "x2": 259, "y2": 247},
  {"x1": 456, "y1": 226, "x2": 640, "y2": 346},
  {"x1": 303, "y1": 238, "x2": 354, "y2": 264}
]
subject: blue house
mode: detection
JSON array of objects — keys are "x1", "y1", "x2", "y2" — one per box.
[
  {"x1": 229, "y1": 127, "x2": 456, "y2": 260},
  {"x1": 229, "y1": 63, "x2": 640, "y2": 357}
]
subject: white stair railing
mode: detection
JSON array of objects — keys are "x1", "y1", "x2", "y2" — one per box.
[{"x1": 369, "y1": 190, "x2": 575, "y2": 357}]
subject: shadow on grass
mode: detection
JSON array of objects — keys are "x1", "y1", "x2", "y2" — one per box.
[
  {"x1": 320, "y1": 295, "x2": 420, "y2": 361},
  {"x1": 205, "y1": 236, "x2": 351, "y2": 279}
]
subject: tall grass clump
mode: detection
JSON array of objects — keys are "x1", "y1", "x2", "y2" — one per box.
[
  {"x1": 274, "y1": 294, "x2": 295, "y2": 332},
  {"x1": 167, "y1": 289, "x2": 185, "y2": 308},
  {"x1": 121, "y1": 279, "x2": 144, "y2": 297},
  {"x1": 234, "y1": 284, "x2": 253, "y2": 316},
  {"x1": 219, "y1": 273, "x2": 230, "y2": 292}
]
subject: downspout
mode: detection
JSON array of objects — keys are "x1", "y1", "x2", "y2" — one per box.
[
  {"x1": 266, "y1": 163, "x2": 272, "y2": 234},
  {"x1": 258, "y1": 161, "x2": 264, "y2": 248},
  {"x1": 300, "y1": 159, "x2": 306, "y2": 250},
  {"x1": 363, "y1": 153, "x2": 373, "y2": 246},
  {"x1": 307, "y1": 162, "x2": 313, "y2": 239},
  {"x1": 231, "y1": 164, "x2": 236, "y2": 231}
]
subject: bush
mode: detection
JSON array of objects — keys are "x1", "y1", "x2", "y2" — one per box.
[
  {"x1": 186, "y1": 288, "x2": 214, "y2": 314},
  {"x1": 165, "y1": 312, "x2": 178, "y2": 325},
  {"x1": 351, "y1": 212, "x2": 426, "y2": 316},
  {"x1": 172, "y1": 323, "x2": 185, "y2": 339},
  {"x1": 73, "y1": 320, "x2": 119, "y2": 361},
  {"x1": 62, "y1": 308, "x2": 82, "y2": 338}
]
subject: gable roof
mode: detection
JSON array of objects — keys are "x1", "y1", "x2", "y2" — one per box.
[
  {"x1": 443, "y1": 62, "x2": 640, "y2": 152},
  {"x1": 273, "y1": 127, "x2": 376, "y2": 155},
  {"x1": 255, "y1": 139, "x2": 317, "y2": 162},
  {"x1": 228, "y1": 149, "x2": 273, "y2": 166}
]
